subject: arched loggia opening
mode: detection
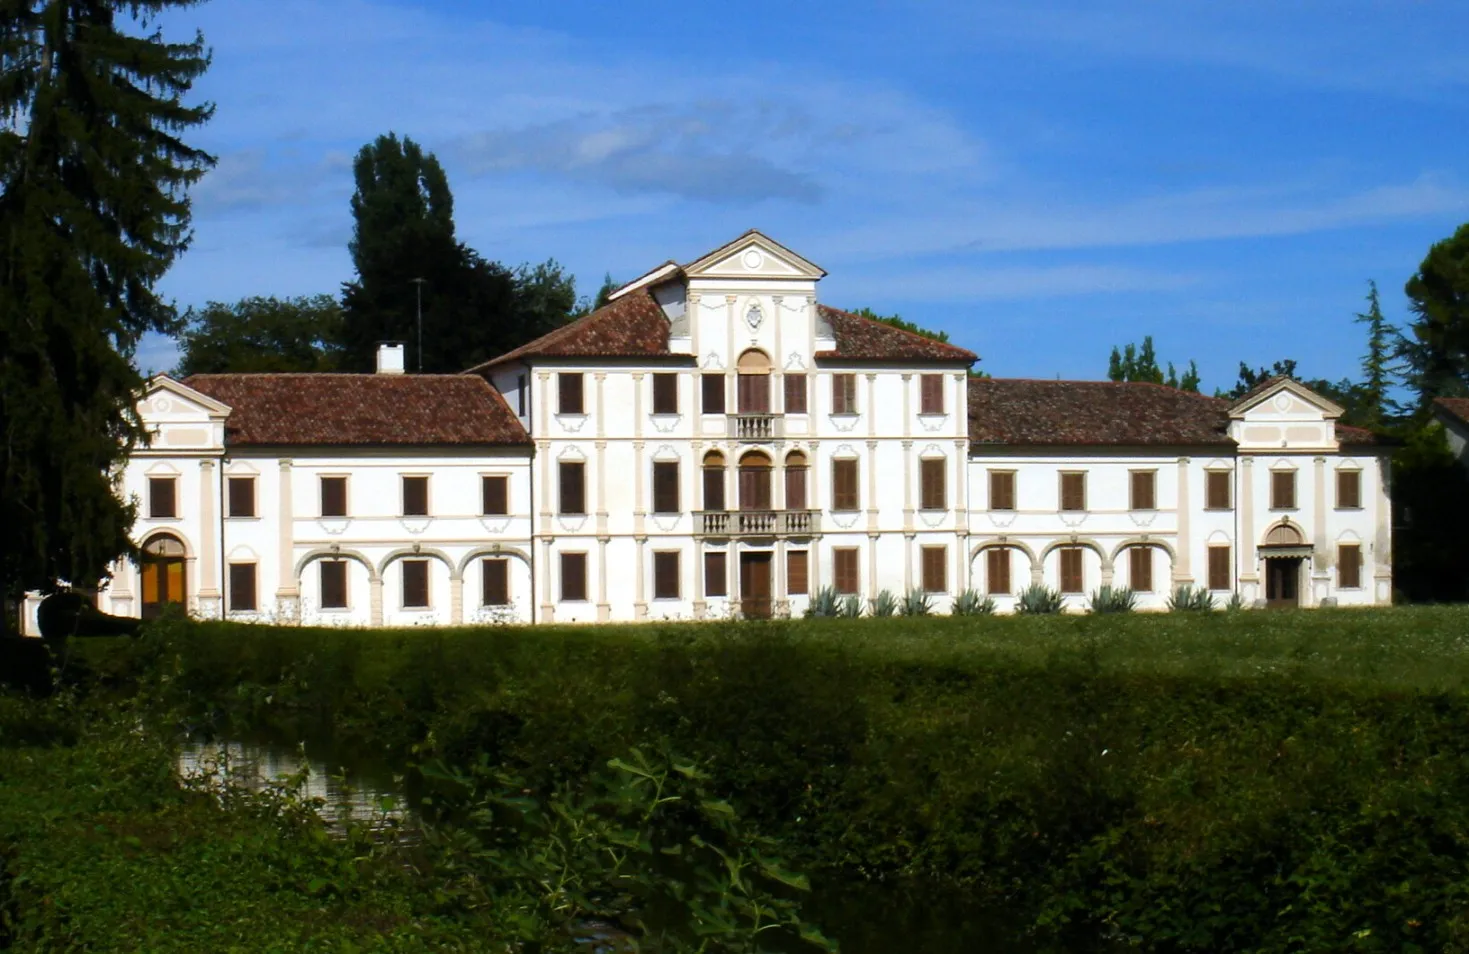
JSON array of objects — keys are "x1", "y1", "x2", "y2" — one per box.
[{"x1": 140, "y1": 533, "x2": 188, "y2": 620}]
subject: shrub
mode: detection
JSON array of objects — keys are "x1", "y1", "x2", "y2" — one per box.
[
  {"x1": 837, "y1": 595, "x2": 863, "y2": 618},
  {"x1": 1168, "y1": 584, "x2": 1216, "y2": 612},
  {"x1": 870, "y1": 589, "x2": 899, "y2": 618},
  {"x1": 1015, "y1": 584, "x2": 1065, "y2": 615},
  {"x1": 951, "y1": 589, "x2": 996, "y2": 616},
  {"x1": 1087, "y1": 585, "x2": 1136, "y2": 614},
  {"x1": 1224, "y1": 590, "x2": 1247, "y2": 612},
  {"x1": 804, "y1": 586, "x2": 842, "y2": 618},
  {"x1": 901, "y1": 588, "x2": 933, "y2": 617}
]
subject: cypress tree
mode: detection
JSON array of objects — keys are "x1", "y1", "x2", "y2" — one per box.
[
  {"x1": 1353, "y1": 280, "x2": 1392, "y2": 427},
  {"x1": 0, "y1": 1, "x2": 214, "y2": 632}
]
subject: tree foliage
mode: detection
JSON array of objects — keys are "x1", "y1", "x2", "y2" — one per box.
[
  {"x1": 0, "y1": 1, "x2": 214, "y2": 625},
  {"x1": 175, "y1": 295, "x2": 344, "y2": 375},
  {"x1": 1107, "y1": 336, "x2": 1199, "y2": 392},
  {"x1": 1354, "y1": 280, "x2": 1394, "y2": 427},
  {"x1": 851, "y1": 307, "x2": 950, "y2": 343},
  {"x1": 1399, "y1": 221, "x2": 1469, "y2": 412}
]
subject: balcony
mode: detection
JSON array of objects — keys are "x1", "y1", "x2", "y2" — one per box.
[
  {"x1": 727, "y1": 413, "x2": 782, "y2": 441},
  {"x1": 694, "y1": 509, "x2": 821, "y2": 538}
]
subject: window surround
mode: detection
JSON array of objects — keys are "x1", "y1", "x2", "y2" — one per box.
[
  {"x1": 225, "y1": 475, "x2": 257, "y2": 520},
  {"x1": 1204, "y1": 468, "x2": 1233, "y2": 511},
  {"x1": 401, "y1": 473, "x2": 431, "y2": 518},
  {"x1": 319, "y1": 474, "x2": 349, "y2": 519},
  {"x1": 1335, "y1": 467, "x2": 1363, "y2": 511},
  {"x1": 1269, "y1": 467, "x2": 1298, "y2": 511},
  {"x1": 1128, "y1": 469, "x2": 1157, "y2": 512},
  {"x1": 1058, "y1": 471, "x2": 1087, "y2": 513}
]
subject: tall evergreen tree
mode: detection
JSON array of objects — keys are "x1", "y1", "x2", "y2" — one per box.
[
  {"x1": 1107, "y1": 336, "x2": 1195, "y2": 389},
  {"x1": 1400, "y1": 222, "x2": 1469, "y2": 412},
  {"x1": 0, "y1": 1, "x2": 214, "y2": 631},
  {"x1": 1353, "y1": 280, "x2": 1393, "y2": 427}
]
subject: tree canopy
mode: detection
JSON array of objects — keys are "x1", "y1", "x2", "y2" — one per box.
[
  {"x1": 1107, "y1": 337, "x2": 1200, "y2": 392},
  {"x1": 176, "y1": 296, "x2": 344, "y2": 376},
  {"x1": 850, "y1": 307, "x2": 951, "y2": 343},
  {"x1": 1400, "y1": 221, "x2": 1469, "y2": 412}
]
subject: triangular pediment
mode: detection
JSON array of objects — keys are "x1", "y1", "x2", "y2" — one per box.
[
  {"x1": 682, "y1": 230, "x2": 826, "y2": 281},
  {"x1": 140, "y1": 375, "x2": 233, "y2": 420},
  {"x1": 1229, "y1": 377, "x2": 1343, "y2": 421}
]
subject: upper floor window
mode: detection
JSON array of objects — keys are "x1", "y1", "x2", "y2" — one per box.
[
  {"x1": 227, "y1": 476, "x2": 255, "y2": 518},
  {"x1": 652, "y1": 461, "x2": 680, "y2": 514},
  {"x1": 1059, "y1": 472, "x2": 1086, "y2": 512},
  {"x1": 1130, "y1": 470, "x2": 1156, "y2": 511},
  {"x1": 1271, "y1": 470, "x2": 1297, "y2": 510},
  {"x1": 736, "y1": 350, "x2": 771, "y2": 413},
  {"x1": 652, "y1": 373, "x2": 678, "y2": 415},
  {"x1": 558, "y1": 372, "x2": 584, "y2": 415},
  {"x1": 920, "y1": 458, "x2": 946, "y2": 511},
  {"x1": 702, "y1": 451, "x2": 726, "y2": 511},
  {"x1": 831, "y1": 458, "x2": 860, "y2": 512},
  {"x1": 701, "y1": 374, "x2": 726, "y2": 414},
  {"x1": 1336, "y1": 469, "x2": 1362, "y2": 509},
  {"x1": 831, "y1": 374, "x2": 858, "y2": 414},
  {"x1": 784, "y1": 451, "x2": 808, "y2": 510},
  {"x1": 516, "y1": 374, "x2": 527, "y2": 416},
  {"x1": 320, "y1": 476, "x2": 347, "y2": 518},
  {"x1": 482, "y1": 475, "x2": 509, "y2": 516},
  {"x1": 738, "y1": 451, "x2": 772, "y2": 511},
  {"x1": 558, "y1": 461, "x2": 586, "y2": 515},
  {"x1": 148, "y1": 476, "x2": 177, "y2": 519},
  {"x1": 1205, "y1": 470, "x2": 1232, "y2": 510},
  {"x1": 989, "y1": 470, "x2": 1016, "y2": 511},
  {"x1": 919, "y1": 374, "x2": 944, "y2": 415},
  {"x1": 784, "y1": 373, "x2": 808, "y2": 414},
  {"x1": 402, "y1": 475, "x2": 429, "y2": 517}
]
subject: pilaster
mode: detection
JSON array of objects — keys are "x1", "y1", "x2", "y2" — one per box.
[
  {"x1": 275, "y1": 459, "x2": 298, "y2": 602},
  {"x1": 540, "y1": 537, "x2": 555, "y2": 622},
  {"x1": 1174, "y1": 457, "x2": 1193, "y2": 583},
  {"x1": 369, "y1": 577, "x2": 384, "y2": 627},
  {"x1": 197, "y1": 459, "x2": 221, "y2": 617},
  {"x1": 634, "y1": 535, "x2": 648, "y2": 620},
  {"x1": 1239, "y1": 457, "x2": 1257, "y2": 584},
  {"x1": 597, "y1": 536, "x2": 611, "y2": 621}
]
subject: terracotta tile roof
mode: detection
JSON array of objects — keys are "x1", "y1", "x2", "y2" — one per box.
[
  {"x1": 969, "y1": 378, "x2": 1233, "y2": 446},
  {"x1": 815, "y1": 305, "x2": 978, "y2": 364},
  {"x1": 1435, "y1": 397, "x2": 1469, "y2": 428},
  {"x1": 182, "y1": 374, "x2": 530, "y2": 447},
  {"x1": 466, "y1": 291, "x2": 672, "y2": 371}
]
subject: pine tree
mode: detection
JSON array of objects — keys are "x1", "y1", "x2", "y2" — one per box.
[
  {"x1": 0, "y1": 1, "x2": 214, "y2": 632},
  {"x1": 1106, "y1": 337, "x2": 1195, "y2": 389},
  {"x1": 1353, "y1": 280, "x2": 1393, "y2": 427},
  {"x1": 1400, "y1": 224, "x2": 1469, "y2": 414}
]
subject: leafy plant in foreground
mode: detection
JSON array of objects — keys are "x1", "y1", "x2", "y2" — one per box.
[
  {"x1": 837, "y1": 595, "x2": 863, "y2": 618},
  {"x1": 804, "y1": 586, "x2": 842, "y2": 619},
  {"x1": 870, "y1": 590, "x2": 899, "y2": 618},
  {"x1": 1224, "y1": 591, "x2": 1247, "y2": 612},
  {"x1": 951, "y1": 589, "x2": 996, "y2": 616},
  {"x1": 1168, "y1": 584, "x2": 1216, "y2": 612},
  {"x1": 901, "y1": 588, "x2": 933, "y2": 617},
  {"x1": 1088, "y1": 585, "x2": 1137, "y2": 614},
  {"x1": 1015, "y1": 584, "x2": 1065, "y2": 615}
]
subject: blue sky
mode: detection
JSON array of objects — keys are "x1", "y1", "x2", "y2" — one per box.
[{"x1": 144, "y1": 0, "x2": 1469, "y2": 391}]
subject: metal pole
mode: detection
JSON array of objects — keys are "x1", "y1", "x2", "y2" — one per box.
[{"x1": 411, "y1": 278, "x2": 426, "y2": 372}]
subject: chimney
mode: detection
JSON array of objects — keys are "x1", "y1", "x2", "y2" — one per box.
[{"x1": 376, "y1": 342, "x2": 405, "y2": 375}]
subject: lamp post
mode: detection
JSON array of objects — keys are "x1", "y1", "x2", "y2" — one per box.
[{"x1": 410, "y1": 278, "x2": 426, "y2": 372}]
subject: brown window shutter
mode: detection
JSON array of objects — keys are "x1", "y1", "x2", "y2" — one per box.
[
  {"x1": 1207, "y1": 546, "x2": 1231, "y2": 591},
  {"x1": 482, "y1": 475, "x2": 509, "y2": 515},
  {"x1": 785, "y1": 466, "x2": 807, "y2": 510},
  {"x1": 703, "y1": 466, "x2": 726, "y2": 511},
  {"x1": 920, "y1": 374, "x2": 944, "y2": 414},
  {"x1": 701, "y1": 373, "x2": 726, "y2": 414},
  {"x1": 990, "y1": 471, "x2": 1015, "y2": 511},
  {"x1": 320, "y1": 476, "x2": 347, "y2": 517},
  {"x1": 652, "y1": 373, "x2": 678, "y2": 414},
  {"x1": 832, "y1": 374, "x2": 856, "y2": 414},
  {"x1": 1338, "y1": 544, "x2": 1361, "y2": 588},
  {"x1": 1060, "y1": 548, "x2": 1083, "y2": 594},
  {"x1": 559, "y1": 462, "x2": 586, "y2": 515},
  {"x1": 921, "y1": 546, "x2": 947, "y2": 593},
  {"x1": 737, "y1": 374, "x2": 770, "y2": 413},
  {"x1": 1272, "y1": 471, "x2": 1296, "y2": 509},
  {"x1": 402, "y1": 476, "x2": 429, "y2": 516},
  {"x1": 558, "y1": 373, "x2": 584, "y2": 414},
  {"x1": 987, "y1": 548, "x2": 1011, "y2": 595},
  {"x1": 653, "y1": 461, "x2": 680, "y2": 513},
  {"x1": 560, "y1": 552, "x2": 587, "y2": 601},
  {"x1": 1060, "y1": 473, "x2": 1086, "y2": 512},
  {"x1": 1131, "y1": 471, "x2": 1156, "y2": 511},
  {"x1": 832, "y1": 459, "x2": 859, "y2": 511},
  {"x1": 227, "y1": 476, "x2": 255, "y2": 518},
  {"x1": 482, "y1": 558, "x2": 510, "y2": 606},
  {"x1": 1337, "y1": 470, "x2": 1361, "y2": 509},
  {"x1": 319, "y1": 561, "x2": 348, "y2": 609},
  {"x1": 834, "y1": 548, "x2": 859, "y2": 594},
  {"x1": 1206, "y1": 471, "x2": 1231, "y2": 509},
  {"x1": 784, "y1": 373, "x2": 808, "y2": 413},
  {"x1": 228, "y1": 563, "x2": 257, "y2": 612},
  {"x1": 1129, "y1": 547, "x2": 1153, "y2": 592},
  {"x1": 653, "y1": 551, "x2": 680, "y2": 599},
  {"x1": 704, "y1": 552, "x2": 728, "y2": 597},
  {"x1": 149, "y1": 477, "x2": 177, "y2": 518},
  {"x1": 787, "y1": 550, "x2": 809, "y2": 595},
  {"x1": 402, "y1": 559, "x2": 429, "y2": 608},
  {"x1": 920, "y1": 459, "x2": 946, "y2": 510}
]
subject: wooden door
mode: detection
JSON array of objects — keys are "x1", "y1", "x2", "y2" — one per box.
[
  {"x1": 1265, "y1": 558, "x2": 1301, "y2": 608},
  {"x1": 740, "y1": 553, "x2": 772, "y2": 619},
  {"x1": 141, "y1": 556, "x2": 186, "y2": 619}
]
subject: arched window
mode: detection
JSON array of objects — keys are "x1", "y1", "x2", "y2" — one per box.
[
  {"x1": 784, "y1": 450, "x2": 808, "y2": 510},
  {"x1": 140, "y1": 533, "x2": 187, "y2": 620},
  {"x1": 1264, "y1": 524, "x2": 1305, "y2": 547},
  {"x1": 738, "y1": 450, "x2": 773, "y2": 511},
  {"x1": 702, "y1": 450, "x2": 727, "y2": 511},
  {"x1": 736, "y1": 349, "x2": 771, "y2": 414}
]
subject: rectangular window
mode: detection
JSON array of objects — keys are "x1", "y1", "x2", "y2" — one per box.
[
  {"x1": 1271, "y1": 470, "x2": 1296, "y2": 510},
  {"x1": 320, "y1": 476, "x2": 347, "y2": 518},
  {"x1": 920, "y1": 458, "x2": 947, "y2": 510},
  {"x1": 737, "y1": 373, "x2": 770, "y2": 414},
  {"x1": 1205, "y1": 471, "x2": 1232, "y2": 510},
  {"x1": 1337, "y1": 470, "x2": 1362, "y2": 509},
  {"x1": 560, "y1": 552, "x2": 588, "y2": 602},
  {"x1": 704, "y1": 552, "x2": 728, "y2": 597},
  {"x1": 148, "y1": 476, "x2": 177, "y2": 519},
  {"x1": 1207, "y1": 546, "x2": 1232, "y2": 591},
  {"x1": 784, "y1": 373, "x2": 808, "y2": 414},
  {"x1": 785, "y1": 465, "x2": 807, "y2": 510},
  {"x1": 1060, "y1": 472, "x2": 1086, "y2": 512},
  {"x1": 831, "y1": 459, "x2": 860, "y2": 512},
  {"x1": 1059, "y1": 547, "x2": 1084, "y2": 594},
  {"x1": 1130, "y1": 471, "x2": 1156, "y2": 511},
  {"x1": 1129, "y1": 547, "x2": 1154, "y2": 593},
  {"x1": 701, "y1": 373, "x2": 726, "y2": 414},
  {"x1": 1338, "y1": 544, "x2": 1362, "y2": 589},
  {"x1": 833, "y1": 547, "x2": 860, "y2": 595},
  {"x1": 652, "y1": 461, "x2": 680, "y2": 514},
  {"x1": 652, "y1": 373, "x2": 678, "y2": 415},
  {"x1": 482, "y1": 475, "x2": 509, "y2": 516},
  {"x1": 558, "y1": 461, "x2": 586, "y2": 515},
  {"x1": 703, "y1": 465, "x2": 725, "y2": 511},
  {"x1": 402, "y1": 475, "x2": 429, "y2": 517},
  {"x1": 482, "y1": 558, "x2": 510, "y2": 606},
  {"x1": 987, "y1": 548, "x2": 1011, "y2": 595},
  {"x1": 558, "y1": 372, "x2": 584, "y2": 415},
  {"x1": 227, "y1": 476, "x2": 255, "y2": 518},
  {"x1": 401, "y1": 559, "x2": 429, "y2": 609},
  {"x1": 919, "y1": 374, "x2": 944, "y2": 415},
  {"x1": 653, "y1": 551, "x2": 680, "y2": 599},
  {"x1": 831, "y1": 373, "x2": 858, "y2": 414},
  {"x1": 319, "y1": 561, "x2": 348, "y2": 609},
  {"x1": 921, "y1": 545, "x2": 948, "y2": 594},
  {"x1": 989, "y1": 471, "x2": 1016, "y2": 511},
  {"x1": 516, "y1": 374, "x2": 527, "y2": 416},
  {"x1": 227, "y1": 563, "x2": 257, "y2": 613},
  {"x1": 787, "y1": 550, "x2": 809, "y2": 595}
]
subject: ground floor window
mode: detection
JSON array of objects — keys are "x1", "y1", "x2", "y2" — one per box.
[
  {"x1": 402, "y1": 559, "x2": 430, "y2": 609},
  {"x1": 704, "y1": 552, "x2": 727, "y2": 597},
  {"x1": 921, "y1": 545, "x2": 947, "y2": 594},
  {"x1": 560, "y1": 552, "x2": 588, "y2": 602},
  {"x1": 320, "y1": 561, "x2": 347, "y2": 609},
  {"x1": 1059, "y1": 547, "x2": 1084, "y2": 594},
  {"x1": 833, "y1": 547, "x2": 860, "y2": 595},
  {"x1": 227, "y1": 562, "x2": 257, "y2": 613},
  {"x1": 653, "y1": 551, "x2": 681, "y2": 600},
  {"x1": 1129, "y1": 546, "x2": 1154, "y2": 593},
  {"x1": 986, "y1": 548, "x2": 1011, "y2": 595},
  {"x1": 482, "y1": 558, "x2": 509, "y2": 606},
  {"x1": 787, "y1": 550, "x2": 809, "y2": 595},
  {"x1": 1207, "y1": 546, "x2": 1232, "y2": 591},
  {"x1": 1338, "y1": 544, "x2": 1362, "y2": 589}
]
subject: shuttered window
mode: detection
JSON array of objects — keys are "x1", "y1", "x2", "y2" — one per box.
[
  {"x1": 785, "y1": 465, "x2": 807, "y2": 510},
  {"x1": 1207, "y1": 546, "x2": 1231, "y2": 591},
  {"x1": 319, "y1": 561, "x2": 348, "y2": 609},
  {"x1": 227, "y1": 476, "x2": 255, "y2": 518},
  {"x1": 1129, "y1": 547, "x2": 1154, "y2": 592},
  {"x1": 1060, "y1": 473, "x2": 1086, "y2": 512},
  {"x1": 784, "y1": 373, "x2": 808, "y2": 413},
  {"x1": 704, "y1": 552, "x2": 728, "y2": 597},
  {"x1": 1271, "y1": 470, "x2": 1296, "y2": 509},
  {"x1": 739, "y1": 463, "x2": 771, "y2": 511},
  {"x1": 402, "y1": 476, "x2": 429, "y2": 516},
  {"x1": 1337, "y1": 470, "x2": 1361, "y2": 509},
  {"x1": 560, "y1": 552, "x2": 588, "y2": 601},
  {"x1": 652, "y1": 373, "x2": 678, "y2": 414},
  {"x1": 919, "y1": 374, "x2": 944, "y2": 414},
  {"x1": 986, "y1": 548, "x2": 1011, "y2": 595},
  {"x1": 652, "y1": 461, "x2": 680, "y2": 514},
  {"x1": 653, "y1": 551, "x2": 680, "y2": 599},
  {"x1": 921, "y1": 546, "x2": 947, "y2": 594},
  {"x1": 401, "y1": 559, "x2": 429, "y2": 608},
  {"x1": 482, "y1": 475, "x2": 509, "y2": 515},
  {"x1": 703, "y1": 466, "x2": 726, "y2": 511},
  {"x1": 482, "y1": 558, "x2": 509, "y2": 606},
  {"x1": 787, "y1": 550, "x2": 809, "y2": 595},
  {"x1": 1205, "y1": 471, "x2": 1232, "y2": 510},
  {"x1": 1059, "y1": 547, "x2": 1084, "y2": 594},
  {"x1": 558, "y1": 373, "x2": 584, "y2": 414},
  {"x1": 320, "y1": 476, "x2": 347, "y2": 517},
  {"x1": 737, "y1": 374, "x2": 770, "y2": 413},
  {"x1": 989, "y1": 471, "x2": 1016, "y2": 511},
  {"x1": 831, "y1": 374, "x2": 857, "y2": 414},
  {"x1": 1338, "y1": 544, "x2": 1362, "y2": 589},
  {"x1": 1130, "y1": 471, "x2": 1156, "y2": 511},
  {"x1": 832, "y1": 459, "x2": 859, "y2": 512},
  {"x1": 228, "y1": 563, "x2": 257, "y2": 612},
  {"x1": 148, "y1": 477, "x2": 177, "y2": 518},
  {"x1": 701, "y1": 374, "x2": 726, "y2": 414},
  {"x1": 833, "y1": 548, "x2": 860, "y2": 594},
  {"x1": 920, "y1": 459, "x2": 947, "y2": 510},
  {"x1": 559, "y1": 462, "x2": 586, "y2": 515}
]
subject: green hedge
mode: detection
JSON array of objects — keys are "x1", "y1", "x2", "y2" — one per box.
[{"x1": 75, "y1": 607, "x2": 1469, "y2": 951}]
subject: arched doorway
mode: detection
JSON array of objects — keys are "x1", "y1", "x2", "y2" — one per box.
[
  {"x1": 1261, "y1": 523, "x2": 1308, "y2": 608},
  {"x1": 140, "y1": 533, "x2": 188, "y2": 619}
]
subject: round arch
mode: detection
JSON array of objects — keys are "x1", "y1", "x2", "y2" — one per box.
[
  {"x1": 456, "y1": 545, "x2": 534, "y2": 579},
  {"x1": 141, "y1": 530, "x2": 193, "y2": 560},
  {"x1": 738, "y1": 449, "x2": 773, "y2": 467},
  {"x1": 784, "y1": 449, "x2": 808, "y2": 467},
  {"x1": 295, "y1": 547, "x2": 378, "y2": 583},
  {"x1": 969, "y1": 539, "x2": 1039, "y2": 577},
  {"x1": 378, "y1": 547, "x2": 458, "y2": 581},
  {"x1": 1038, "y1": 537, "x2": 1112, "y2": 571},
  {"x1": 1109, "y1": 537, "x2": 1178, "y2": 566},
  {"x1": 1261, "y1": 521, "x2": 1307, "y2": 547},
  {"x1": 736, "y1": 348, "x2": 772, "y2": 374},
  {"x1": 702, "y1": 449, "x2": 727, "y2": 467}
]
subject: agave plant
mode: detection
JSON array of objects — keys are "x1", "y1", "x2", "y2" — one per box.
[
  {"x1": 951, "y1": 589, "x2": 996, "y2": 616},
  {"x1": 1224, "y1": 590, "x2": 1247, "y2": 612},
  {"x1": 1167, "y1": 584, "x2": 1216, "y2": 612},
  {"x1": 870, "y1": 589, "x2": 899, "y2": 617},
  {"x1": 1088, "y1": 584, "x2": 1137, "y2": 614},
  {"x1": 838, "y1": 594, "x2": 864, "y2": 618},
  {"x1": 1015, "y1": 583, "x2": 1065, "y2": 615},
  {"x1": 804, "y1": 585, "x2": 842, "y2": 618},
  {"x1": 901, "y1": 588, "x2": 933, "y2": 617}
]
